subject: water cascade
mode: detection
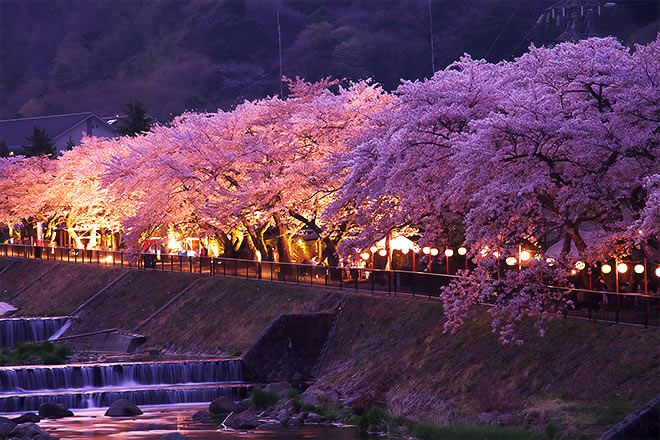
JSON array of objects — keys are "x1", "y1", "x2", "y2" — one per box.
[
  {"x1": 0, "y1": 317, "x2": 71, "y2": 348},
  {"x1": 0, "y1": 359, "x2": 248, "y2": 412}
]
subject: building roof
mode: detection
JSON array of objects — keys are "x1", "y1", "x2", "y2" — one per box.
[{"x1": 0, "y1": 112, "x2": 117, "y2": 147}]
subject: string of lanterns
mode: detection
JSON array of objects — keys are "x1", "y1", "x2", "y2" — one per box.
[{"x1": 358, "y1": 244, "x2": 660, "y2": 280}]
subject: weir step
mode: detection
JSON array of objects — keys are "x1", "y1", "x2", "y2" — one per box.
[
  {"x1": 0, "y1": 317, "x2": 74, "y2": 348},
  {"x1": 0, "y1": 383, "x2": 250, "y2": 413},
  {"x1": 0, "y1": 359, "x2": 243, "y2": 392}
]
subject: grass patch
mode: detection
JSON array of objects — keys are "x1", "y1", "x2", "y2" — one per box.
[
  {"x1": 0, "y1": 341, "x2": 71, "y2": 365},
  {"x1": 411, "y1": 422, "x2": 536, "y2": 440},
  {"x1": 250, "y1": 386, "x2": 279, "y2": 410}
]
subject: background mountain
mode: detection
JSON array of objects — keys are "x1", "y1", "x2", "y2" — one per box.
[{"x1": 1, "y1": 0, "x2": 658, "y2": 121}]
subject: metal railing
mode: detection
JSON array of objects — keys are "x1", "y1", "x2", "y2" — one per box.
[{"x1": 1, "y1": 243, "x2": 658, "y2": 328}]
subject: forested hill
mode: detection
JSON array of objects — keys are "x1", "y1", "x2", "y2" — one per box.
[{"x1": 1, "y1": 0, "x2": 657, "y2": 121}]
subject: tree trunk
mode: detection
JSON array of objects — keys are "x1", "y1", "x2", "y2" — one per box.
[
  {"x1": 273, "y1": 212, "x2": 293, "y2": 263},
  {"x1": 65, "y1": 216, "x2": 84, "y2": 249},
  {"x1": 244, "y1": 221, "x2": 269, "y2": 261}
]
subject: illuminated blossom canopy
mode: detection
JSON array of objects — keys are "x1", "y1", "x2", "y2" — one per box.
[
  {"x1": 332, "y1": 37, "x2": 660, "y2": 343},
  {"x1": 0, "y1": 36, "x2": 658, "y2": 343}
]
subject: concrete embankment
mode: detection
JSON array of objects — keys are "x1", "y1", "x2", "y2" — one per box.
[{"x1": 0, "y1": 257, "x2": 658, "y2": 439}]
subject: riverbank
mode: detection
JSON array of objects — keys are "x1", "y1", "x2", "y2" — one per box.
[{"x1": 0, "y1": 258, "x2": 658, "y2": 439}]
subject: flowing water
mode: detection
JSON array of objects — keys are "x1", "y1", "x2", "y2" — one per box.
[
  {"x1": 0, "y1": 359, "x2": 366, "y2": 438},
  {"x1": 0, "y1": 359, "x2": 247, "y2": 412},
  {"x1": 37, "y1": 404, "x2": 364, "y2": 439},
  {"x1": 0, "y1": 317, "x2": 70, "y2": 348}
]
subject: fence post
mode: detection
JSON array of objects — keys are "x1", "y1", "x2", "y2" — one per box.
[
  {"x1": 388, "y1": 271, "x2": 391, "y2": 295},
  {"x1": 296, "y1": 265, "x2": 299, "y2": 284},
  {"x1": 411, "y1": 272, "x2": 415, "y2": 297},
  {"x1": 339, "y1": 268, "x2": 343, "y2": 290}
]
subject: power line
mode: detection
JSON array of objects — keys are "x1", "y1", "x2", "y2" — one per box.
[
  {"x1": 276, "y1": 0, "x2": 283, "y2": 98},
  {"x1": 485, "y1": 0, "x2": 523, "y2": 59},
  {"x1": 428, "y1": 0, "x2": 435, "y2": 75}
]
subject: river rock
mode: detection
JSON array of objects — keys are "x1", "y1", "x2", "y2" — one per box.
[
  {"x1": 276, "y1": 409, "x2": 288, "y2": 421},
  {"x1": 160, "y1": 433, "x2": 188, "y2": 440},
  {"x1": 10, "y1": 422, "x2": 56, "y2": 439},
  {"x1": 38, "y1": 402, "x2": 73, "y2": 419},
  {"x1": 0, "y1": 416, "x2": 16, "y2": 437},
  {"x1": 306, "y1": 412, "x2": 322, "y2": 423},
  {"x1": 224, "y1": 410, "x2": 259, "y2": 430},
  {"x1": 497, "y1": 413, "x2": 521, "y2": 426},
  {"x1": 13, "y1": 413, "x2": 40, "y2": 424},
  {"x1": 257, "y1": 421, "x2": 282, "y2": 430},
  {"x1": 286, "y1": 415, "x2": 303, "y2": 428},
  {"x1": 479, "y1": 412, "x2": 498, "y2": 425},
  {"x1": 264, "y1": 382, "x2": 291, "y2": 397},
  {"x1": 236, "y1": 398, "x2": 250, "y2": 412},
  {"x1": 192, "y1": 410, "x2": 213, "y2": 423},
  {"x1": 300, "y1": 390, "x2": 321, "y2": 407},
  {"x1": 209, "y1": 396, "x2": 238, "y2": 415},
  {"x1": 104, "y1": 399, "x2": 143, "y2": 417}
]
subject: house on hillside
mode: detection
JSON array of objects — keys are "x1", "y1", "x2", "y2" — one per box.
[{"x1": 0, "y1": 112, "x2": 119, "y2": 156}]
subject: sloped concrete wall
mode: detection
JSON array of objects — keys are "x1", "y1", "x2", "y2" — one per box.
[{"x1": 242, "y1": 312, "x2": 335, "y2": 382}]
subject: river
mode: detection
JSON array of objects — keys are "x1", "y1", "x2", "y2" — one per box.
[{"x1": 33, "y1": 403, "x2": 365, "y2": 439}]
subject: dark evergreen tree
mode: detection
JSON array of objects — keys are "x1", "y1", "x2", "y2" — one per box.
[
  {"x1": 65, "y1": 136, "x2": 76, "y2": 151},
  {"x1": 117, "y1": 99, "x2": 153, "y2": 137},
  {"x1": 22, "y1": 127, "x2": 56, "y2": 158},
  {"x1": 0, "y1": 141, "x2": 9, "y2": 158}
]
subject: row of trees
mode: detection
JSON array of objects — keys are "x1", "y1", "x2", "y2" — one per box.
[{"x1": 1, "y1": 37, "x2": 658, "y2": 343}]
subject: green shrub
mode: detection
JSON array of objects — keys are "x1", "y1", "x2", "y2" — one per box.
[
  {"x1": 286, "y1": 388, "x2": 300, "y2": 399},
  {"x1": 411, "y1": 422, "x2": 535, "y2": 440},
  {"x1": 544, "y1": 423, "x2": 557, "y2": 439},
  {"x1": 357, "y1": 405, "x2": 392, "y2": 433},
  {"x1": 0, "y1": 341, "x2": 71, "y2": 366},
  {"x1": 250, "y1": 386, "x2": 279, "y2": 410}
]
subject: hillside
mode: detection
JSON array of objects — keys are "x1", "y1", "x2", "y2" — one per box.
[
  {"x1": 1, "y1": 0, "x2": 657, "y2": 121},
  {"x1": 0, "y1": 257, "x2": 658, "y2": 438}
]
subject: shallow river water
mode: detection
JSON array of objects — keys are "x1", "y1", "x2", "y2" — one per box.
[{"x1": 30, "y1": 404, "x2": 364, "y2": 439}]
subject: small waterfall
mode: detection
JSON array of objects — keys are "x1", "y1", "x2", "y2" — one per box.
[
  {"x1": 48, "y1": 319, "x2": 72, "y2": 341},
  {"x1": 0, "y1": 359, "x2": 243, "y2": 392},
  {"x1": 0, "y1": 317, "x2": 70, "y2": 348},
  {"x1": 0, "y1": 359, "x2": 247, "y2": 412},
  {"x1": 0, "y1": 385, "x2": 249, "y2": 412}
]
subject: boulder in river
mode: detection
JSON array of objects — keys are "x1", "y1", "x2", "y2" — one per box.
[
  {"x1": 192, "y1": 410, "x2": 213, "y2": 423},
  {"x1": 13, "y1": 413, "x2": 40, "y2": 424},
  {"x1": 10, "y1": 422, "x2": 56, "y2": 439},
  {"x1": 209, "y1": 396, "x2": 238, "y2": 415},
  {"x1": 0, "y1": 416, "x2": 16, "y2": 437},
  {"x1": 224, "y1": 410, "x2": 259, "y2": 429},
  {"x1": 38, "y1": 402, "x2": 73, "y2": 419},
  {"x1": 257, "y1": 421, "x2": 282, "y2": 430},
  {"x1": 104, "y1": 399, "x2": 143, "y2": 417}
]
